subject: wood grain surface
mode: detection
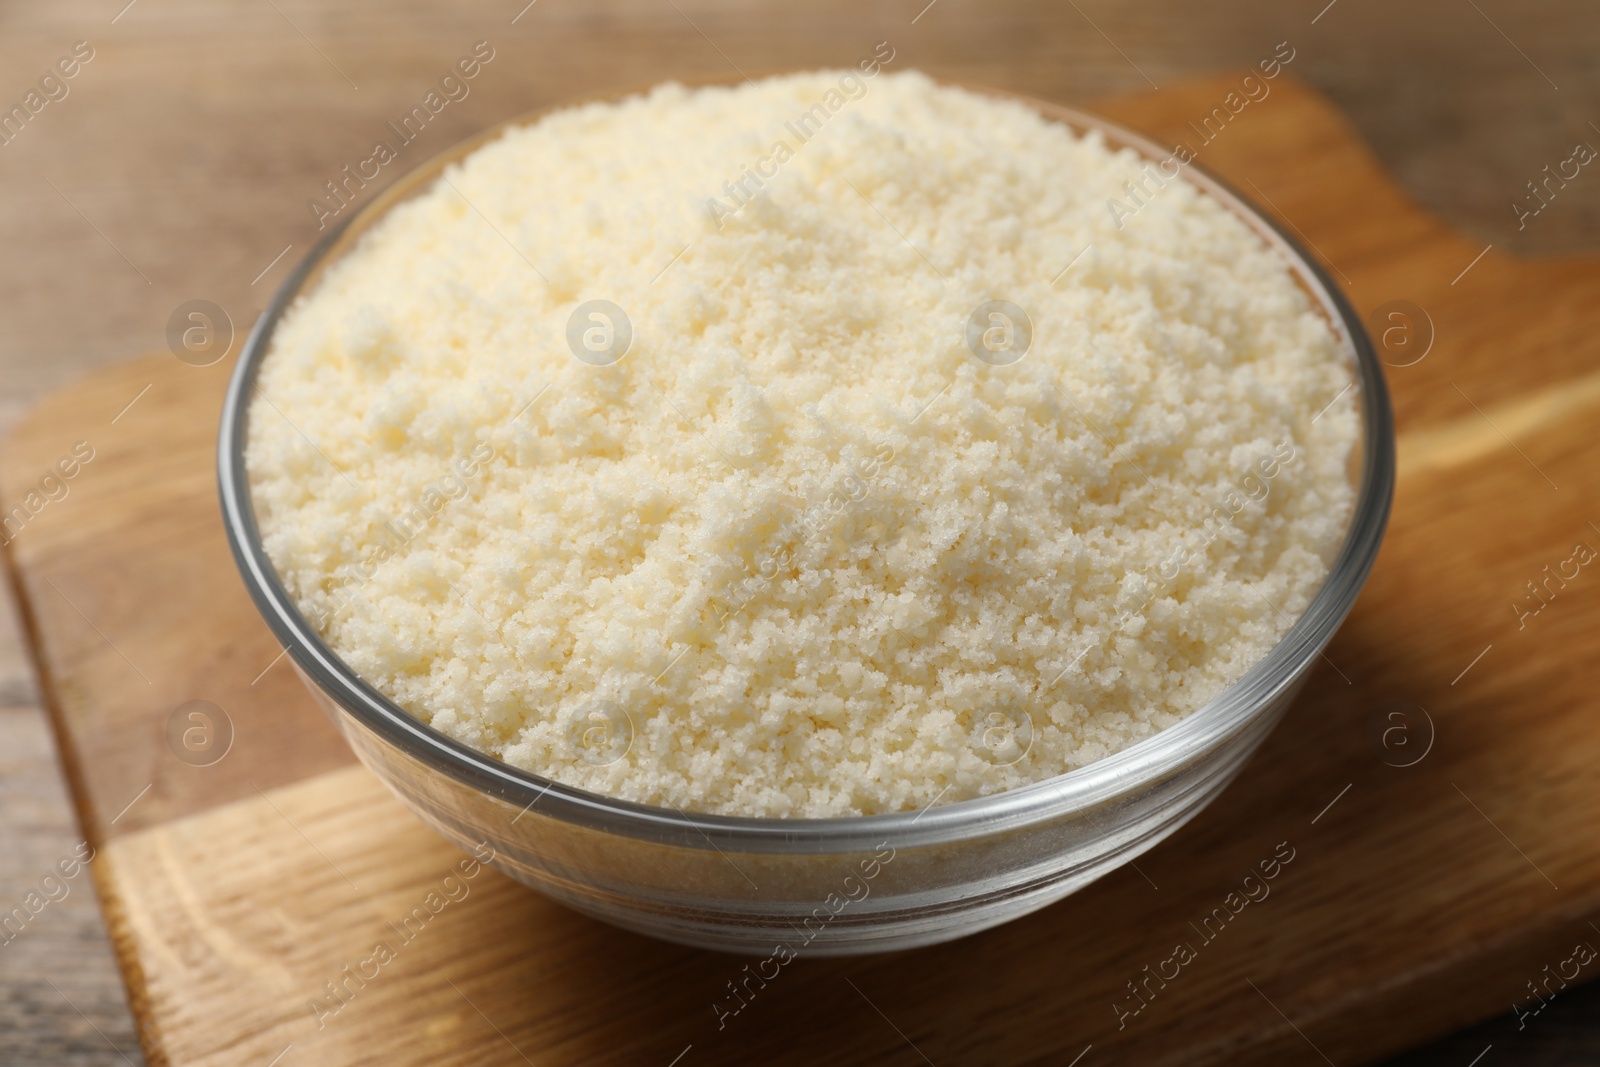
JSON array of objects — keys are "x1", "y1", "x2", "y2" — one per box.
[{"x1": 4, "y1": 72, "x2": 1600, "y2": 1067}]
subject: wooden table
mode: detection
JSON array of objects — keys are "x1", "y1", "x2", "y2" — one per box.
[{"x1": 1, "y1": 2, "x2": 1596, "y2": 1064}]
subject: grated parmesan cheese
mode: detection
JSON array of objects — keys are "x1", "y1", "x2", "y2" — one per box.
[{"x1": 247, "y1": 71, "x2": 1358, "y2": 817}]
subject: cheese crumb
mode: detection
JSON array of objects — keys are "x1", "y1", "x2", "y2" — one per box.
[{"x1": 247, "y1": 71, "x2": 1358, "y2": 817}]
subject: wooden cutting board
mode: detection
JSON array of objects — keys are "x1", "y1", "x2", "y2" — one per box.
[{"x1": 5, "y1": 74, "x2": 1600, "y2": 1067}]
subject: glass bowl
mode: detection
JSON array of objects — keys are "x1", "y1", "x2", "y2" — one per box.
[{"x1": 218, "y1": 82, "x2": 1394, "y2": 956}]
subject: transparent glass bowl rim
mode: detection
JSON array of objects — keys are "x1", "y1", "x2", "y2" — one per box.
[{"x1": 218, "y1": 79, "x2": 1395, "y2": 855}]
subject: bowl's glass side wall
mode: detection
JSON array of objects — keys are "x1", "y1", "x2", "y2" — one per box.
[{"x1": 293, "y1": 661, "x2": 1312, "y2": 955}]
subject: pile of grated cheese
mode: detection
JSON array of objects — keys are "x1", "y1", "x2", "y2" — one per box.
[{"x1": 247, "y1": 70, "x2": 1358, "y2": 818}]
